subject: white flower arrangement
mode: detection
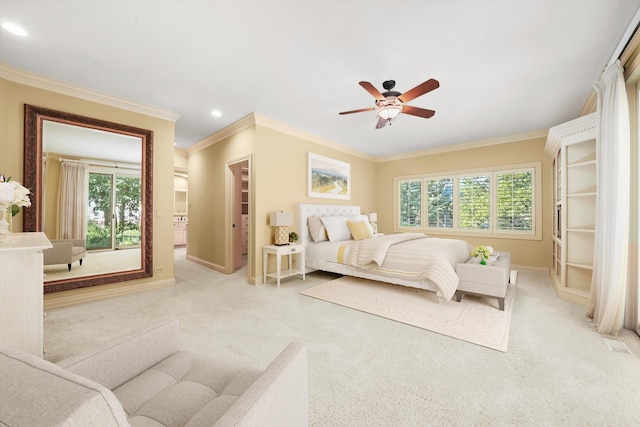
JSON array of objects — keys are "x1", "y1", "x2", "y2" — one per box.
[
  {"x1": 470, "y1": 245, "x2": 492, "y2": 265},
  {"x1": 0, "y1": 175, "x2": 31, "y2": 217}
]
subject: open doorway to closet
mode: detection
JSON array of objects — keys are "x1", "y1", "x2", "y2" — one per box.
[{"x1": 230, "y1": 159, "x2": 249, "y2": 271}]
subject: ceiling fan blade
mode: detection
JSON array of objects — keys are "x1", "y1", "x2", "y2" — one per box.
[
  {"x1": 397, "y1": 79, "x2": 439, "y2": 103},
  {"x1": 402, "y1": 105, "x2": 436, "y2": 119},
  {"x1": 375, "y1": 117, "x2": 387, "y2": 129},
  {"x1": 359, "y1": 81, "x2": 386, "y2": 101},
  {"x1": 339, "y1": 107, "x2": 376, "y2": 115}
]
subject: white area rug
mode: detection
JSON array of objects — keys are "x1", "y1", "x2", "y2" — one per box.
[{"x1": 300, "y1": 276, "x2": 516, "y2": 352}]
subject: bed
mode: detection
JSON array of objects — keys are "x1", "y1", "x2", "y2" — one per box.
[{"x1": 297, "y1": 203, "x2": 473, "y2": 301}]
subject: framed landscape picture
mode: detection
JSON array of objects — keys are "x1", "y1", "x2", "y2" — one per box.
[{"x1": 308, "y1": 153, "x2": 350, "y2": 200}]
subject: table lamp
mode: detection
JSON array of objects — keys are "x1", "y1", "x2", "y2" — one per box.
[
  {"x1": 270, "y1": 211, "x2": 293, "y2": 245},
  {"x1": 368, "y1": 212, "x2": 378, "y2": 234}
]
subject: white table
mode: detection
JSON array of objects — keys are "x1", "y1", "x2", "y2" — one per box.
[
  {"x1": 263, "y1": 244, "x2": 305, "y2": 287},
  {"x1": 0, "y1": 232, "x2": 52, "y2": 357}
]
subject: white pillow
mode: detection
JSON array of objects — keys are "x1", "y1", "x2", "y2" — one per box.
[
  {"x1": 320, "y1": 216, "x2": 351, "y2": 242},
  {"x1": 348, "y1": 214, "x2": 375, "y2": 236},
  {"x1": 307, "y1": 216, "x2": 328, "y2": 243}
]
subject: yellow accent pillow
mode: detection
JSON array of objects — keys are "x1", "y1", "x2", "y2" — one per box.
[{"x1": 347, "y1": 220, "x2": 372, "y2": 241}]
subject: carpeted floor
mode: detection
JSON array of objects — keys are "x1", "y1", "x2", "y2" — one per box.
[
  {"x1": 44, "y1": 248, "x2": 640, "y2": 426},
  {"x1": 44, "y1": 248, "x2": 141, "y2": 282},
  {"x1": 300, "y1": 276, "x2": 515, "y2": 352}
]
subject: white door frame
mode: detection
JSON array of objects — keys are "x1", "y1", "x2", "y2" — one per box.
[{"x1": 225, "y1": 154, "x2": 251, "y2": 278}]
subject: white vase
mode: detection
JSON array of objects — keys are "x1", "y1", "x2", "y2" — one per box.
[{"x1": 0, "y1": 204, "x2": 13, "y2": 243}]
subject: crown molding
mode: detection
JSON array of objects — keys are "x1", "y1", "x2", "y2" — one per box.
[
  {"x1": 0, "y1": 63, "x2": 180, "y2": 122},
  {"x1": 253, "y1": 113, "x2": 376, "y2": 162},
  {"x1": 188, "y1": 112, "x2": 376, "y2": 161},
  {"x1": 545, "y1": 112, "x2": 596, "y2": 158},
  {"x1": 378, "y1": 129, "x2": 549, "y2": 163},
  {"x1": 187, "y1": 113, "x2": 257, "y2": 154},
  {"x1": 579, "y1": 90, "x2": 598, "y2": 116},
  {"x1": 188, "y1": 112, "x2": 551, "y2": 163}
]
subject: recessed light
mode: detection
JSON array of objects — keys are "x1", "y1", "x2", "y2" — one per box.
[
  {"x1": 211, "y1": 110, "x2": 222, "y2": 118},
  {"x1": 2, "y1": 22, "x2": 28, "y2": 37}
]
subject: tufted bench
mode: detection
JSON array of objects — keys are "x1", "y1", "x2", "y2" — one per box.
[{"x1": 455, "y1": 251, "x2": 511, "y2": 310}]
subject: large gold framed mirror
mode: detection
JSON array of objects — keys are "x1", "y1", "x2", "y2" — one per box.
[{"x1": 24, "y1": 105, "x2": 153, "y2": 293}]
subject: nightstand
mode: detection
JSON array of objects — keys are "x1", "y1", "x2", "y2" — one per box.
[{"x1": 262, "y1": 244, "x2": 306, "y2": 287}]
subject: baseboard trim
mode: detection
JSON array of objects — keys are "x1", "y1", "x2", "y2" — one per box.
[
  {"x1": 185, "y1": 254, "x2": 261, "y2": 284},
  {"x1": 547, "y1": 268, "x2": 590, "y2": 307},
  {"x1": 512, "y1": 264, "x2": 548, "y2": 273},
  {"x1": 186, "y1": 254, "x2": 226, "y2": 273},
  {"x1": 44, "y1": 278, "x2": 176, "y2": 310}
]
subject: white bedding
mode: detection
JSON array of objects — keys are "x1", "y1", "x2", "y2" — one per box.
[
  {"x1": 305, "y1": 234, "x2": 471, "y2": 301},
  {"x1": 297, "y1": 203, "x2": 472, "y2": 301}
]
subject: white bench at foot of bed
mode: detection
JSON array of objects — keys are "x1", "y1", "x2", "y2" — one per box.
[{"x1": 454, "y1": 252, "x2": 511, "y2": 311}]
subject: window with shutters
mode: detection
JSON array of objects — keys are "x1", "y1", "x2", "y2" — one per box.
[
  {"x1": 426, "y1": 178, "x2": 453, "y2": 228},
  {"x1": 395, "y1": 163, "x2": 539, "y2": 240},
  {"x1": 496, "y1": 170, "x2": 533, "y2": 232},
  {"x1": 398, "y1": 179, "x2": 422, "y2": 228}
]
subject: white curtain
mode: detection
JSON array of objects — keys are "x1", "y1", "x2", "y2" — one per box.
[
  {"x1": 57, "y1": 160, "x2": 88, "y2": 240},
  {"x1": 588, "y1": 60, "x2": 631, "y2": 335}
]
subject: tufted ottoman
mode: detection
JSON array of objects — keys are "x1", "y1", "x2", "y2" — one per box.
[{"x1": 455, "y1": 251, "x2": 512, "y2": 310}]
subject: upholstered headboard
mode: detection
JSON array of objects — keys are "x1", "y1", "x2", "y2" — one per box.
[{"x1": 297, "y1": 203, "x2": 361, "y2": 246}]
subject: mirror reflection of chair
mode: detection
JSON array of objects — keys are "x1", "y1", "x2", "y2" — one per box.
[{"x1": 43, "y1": 239, "x2": 86, "y2": 271}]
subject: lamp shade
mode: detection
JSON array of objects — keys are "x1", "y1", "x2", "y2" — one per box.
[
  {"x1": 270, "y1": 212, "x2": 293, "y2": 227},
  {"x1": 377, "y1": 105, "x2": 402, "y2": 121},
  {"x1": 368, "y1": 212, "x2": 377, "y2": 222}
]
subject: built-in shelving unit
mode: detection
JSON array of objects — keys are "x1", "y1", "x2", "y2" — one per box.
[
  {"x1": 241, "y1": 166, "x2": 248, "y2": 254},
  {"x1": 545, "y1": 113, "x2": 597, "y2": 306}
]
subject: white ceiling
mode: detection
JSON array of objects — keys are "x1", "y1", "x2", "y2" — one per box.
[
  {"x1": 1, "y1": 0, "x2": 639, "y2": 158},
  {"x1": 43, "y1": 121, "x2": 141, "y2": 164}
]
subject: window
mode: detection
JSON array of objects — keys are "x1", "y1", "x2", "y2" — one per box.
[
  {"x1": 458, "y1": 175, "x2": 490, "y2": 230},
  {"x1": 396, "y1": 163, "x2": 540, "y2": 239},
  {"x1": 496, "y1": 170, "x2": 532, "y2": 231},
  {"x1": 87, "y1": 169, "x2": 142, "y2": 251},
  {"x1": 426, "y1": 178, "x2": 453, "y2": 228},
  {"x1": 398, "y1": 179, "x2": 422, "y2": 227}
]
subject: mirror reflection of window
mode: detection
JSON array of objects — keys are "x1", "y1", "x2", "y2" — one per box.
[
  {"x1": 41, "y1": 119, "x2": 143, "y2": 282},
  {"x1": 87, "y1": 170, "x2": 141, "y2": 251}
]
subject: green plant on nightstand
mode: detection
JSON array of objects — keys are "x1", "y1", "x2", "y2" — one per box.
[{"x1": 289, "y1": 231, "x2": 299, "y2": 244}]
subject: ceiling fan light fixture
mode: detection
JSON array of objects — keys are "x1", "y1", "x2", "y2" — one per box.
[{"x1": 377, "y1": 104, "x2": 402, "y2": 121}]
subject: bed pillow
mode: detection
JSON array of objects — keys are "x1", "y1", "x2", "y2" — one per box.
[
  {"x1": 307, "y1": 216, "x2": 328, "y2": 243},
  {"x1": 320, "y1": 216, "x2": 351, "y2": 242},
  {"x1": 348, "y1": 214, "x2": 375, "y2": 235},
  {"x1": 347, "y1": 220, "x2": 372, "y2": 241}
]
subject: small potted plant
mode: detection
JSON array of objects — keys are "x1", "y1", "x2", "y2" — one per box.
[
  {"x1": 289, "y1": 231, "x2": 299, "y2": 244},
  {"x1": 471, "y1": 245, "x2": 491, "y2": 265}
]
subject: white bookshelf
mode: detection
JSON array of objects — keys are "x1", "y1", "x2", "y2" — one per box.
[{"x1": 545, "y1": 113, "x2": 597, "y2": 306}]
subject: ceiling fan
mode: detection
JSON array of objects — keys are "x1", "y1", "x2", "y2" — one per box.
[{"x1": 339, "y1": 79, "x2": 439, "y2": 129}]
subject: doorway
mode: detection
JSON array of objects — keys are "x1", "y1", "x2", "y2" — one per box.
[{"x1": 230, "y1": 159, "x2": 249, "y2": 271}]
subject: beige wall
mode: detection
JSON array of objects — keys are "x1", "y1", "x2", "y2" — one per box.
[
  {"x1": 254, "y1": 125, "x2": 376, "y2": 279},
  {"x1": 2, "y1": 73, "x2": 551, "y2": 308},
  {"x1": 0, "y1": 78, "x2": 177, "y2": 308},
  {"x1": 187, "y1": 116, "x2": 548, "y2": 283},
  {"x1": 186, "y1": 118, "x2": 377, "y2": 282},
  {"x1": 375, "y1": 137, "x2": 552, "y2": 268},
  {"x1": 187, "y1": 126, "x2": 255, "y2": 272},
  {"x1": 174, "y1": 149, "x2": 188, "y2": 170}
]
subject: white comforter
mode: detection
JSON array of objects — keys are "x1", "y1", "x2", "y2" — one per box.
[{"x1": 346, "y1": 233, "x2": 472, "y2": 301}]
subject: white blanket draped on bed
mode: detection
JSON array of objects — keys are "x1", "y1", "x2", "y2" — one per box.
[{"x1": 346, "y1": 234, "x2": 472, "y2": 301}]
